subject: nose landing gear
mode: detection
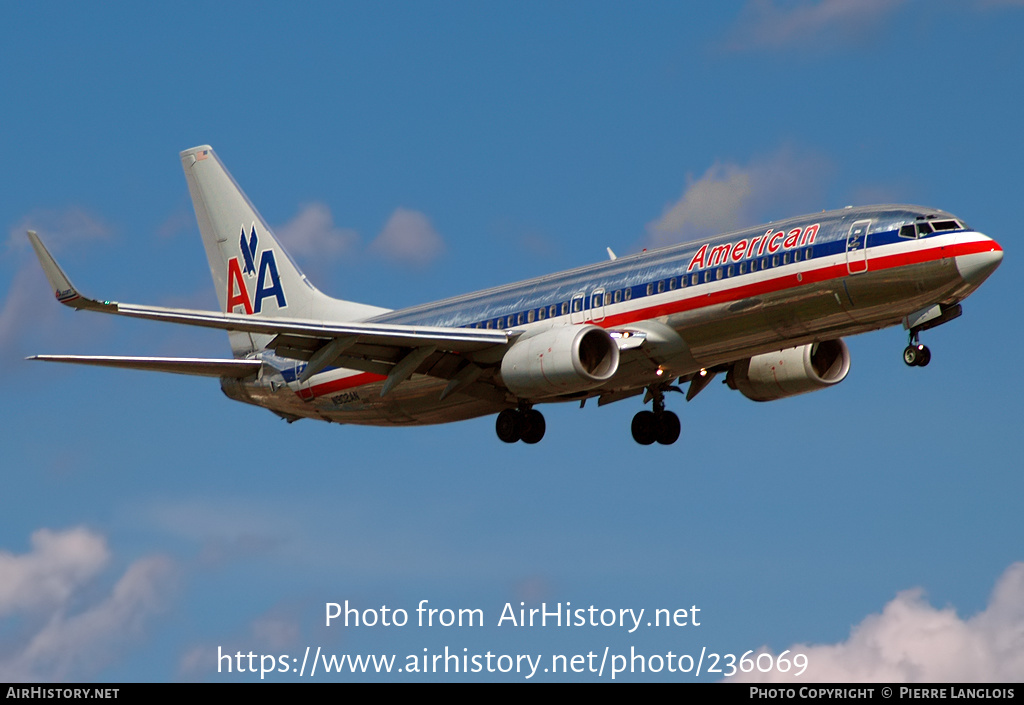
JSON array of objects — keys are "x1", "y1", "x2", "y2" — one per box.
[
  {"x1": 903, "y1": 331, "x2": 931, "y2": 367},
  {"x1": 903, "y1": 343, "x2": 931, "y2": 367}
]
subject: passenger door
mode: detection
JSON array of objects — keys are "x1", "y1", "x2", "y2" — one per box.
[{"x1": 846, "y1": 219, "x2": 871, "y2": 275}]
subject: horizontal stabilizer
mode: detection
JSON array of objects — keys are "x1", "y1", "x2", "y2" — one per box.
[{"x1": 28, "y1": 355, "x2": 262, "y2": 378}]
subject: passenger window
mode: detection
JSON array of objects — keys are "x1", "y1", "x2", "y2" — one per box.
[
  {"x1": 691, "y1": 274, "x2": 699, "y2": 286},
  {"x1": 550, "y1": 305, "x2": 558, "y2": 318},
  {"x1": 486, "y1": 321, "x2": 494, "y2": 329},
  {"x1": 646, "y1": 283, "x2": 653, "y2": 296},
  {"x1": 657, "y1": 281, "x2": 665, "y2": 294},
  {"x1": 561, "y1": 302, "x2": 569, "y2": 316},
  {"x1": 704, "y1": 271, "x2": 713, "y2": 283},
  {"x1": 782, "y1": 253, "x2": 790, "y2": 265},
  {"x1": 613, "y1": 290, "x2": 622, "y2": 303},
  {"x1": 772, "y1": 255, "x2": 779, "y2": 267},
  {"x1": 668, "y1": 277, "x2": 676, "y2": 291},
  {"x1": 794, "y1": 250, "x2": 802, "y2": 262},
  {"x1": 527, "y1": 310, "x2": 534, "y2": 323},
  {"x1": 537, "y1": 308, "x2": 545, "y2": 321},
  {"x1": 805, "y1": 247, "x2": 813, "y2": 259},
  {"x1": 716, "y1": 268, "x2": 723, "y2": 280},
  {"x1": 572, "y1": 299, "x2": 582, "y2": 313},
  {"x1": 624, "y1": 288, "x2": 632, "y2": 301},
  {"x1": 739, "y1": 262, "x2": 746, "y2": 274},
  {"x1": 726, "y1": 265, "x2": 734, "y2": 277}
]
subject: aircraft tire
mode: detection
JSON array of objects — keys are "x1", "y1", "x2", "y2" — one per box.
[
  {"x1": 655, "y1": 411, "x2": 681, "y2": 445},
  {"x1": 917, "y1": 346, "x2": 931, "y2": 367},
  {"x1": 904, "y1": 345, "x2": 931, "y2": 367},
  {"x1": 496, "y1": 409, "x2": 522, "y2": 443},
  {"x1": 903, "y1": 345, "x2": 919, "y2": 366},
  {"x1": 631, "y1": 411, "x2": 657, "y2": 445},
  {"x1": 520, "y1": 409, "x2": 546, "y2": 444}
]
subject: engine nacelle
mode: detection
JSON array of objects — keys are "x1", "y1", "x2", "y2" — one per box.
[
  {"x1": 727, "y1": 339, "x2": 850, "y2": 402},
  {"x1": 501, "y1": 324, "x2": 620, "y2": 399}
]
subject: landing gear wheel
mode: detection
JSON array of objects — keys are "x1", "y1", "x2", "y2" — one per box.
[
  {"x1": 655, "y1": 411, "x2": 681, "y2": 445},
  {"x1": 495, "y1": 409, "x2": 521, "y2": 443},
  {"x1": 903, "y1": 345, "x2": 919, "y2": 366},
  {"x1": 917, "y1": 345, "x2": 931, "y2": 367},
  {"x1": 520, "y1": 409, "x2": 546, "y2": 444},
  {"x1": 631, "y1": 411, "x2": 658, "y2": 446},
  {"x1": 903, "y1": 344, "x2": 931, "y2": 367}
]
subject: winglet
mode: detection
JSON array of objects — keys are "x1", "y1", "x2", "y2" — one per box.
[{"x1": 26, "y1": 231, "x2": 115, "y2": 312}]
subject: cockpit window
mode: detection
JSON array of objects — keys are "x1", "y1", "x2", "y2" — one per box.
[
  {"x1": 930, "y1": 219, "x2": 959, "y2": 231},
  {"x1": 899, "y1": 224, "x2": 917, "y2": 239},
  {"x1": 916, "y1": 221, "x2": 934, "y2": 235}
]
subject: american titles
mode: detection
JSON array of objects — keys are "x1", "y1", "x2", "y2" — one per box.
[{"x1": 687, "y1": 223, "x2": 819, "y2": 272}]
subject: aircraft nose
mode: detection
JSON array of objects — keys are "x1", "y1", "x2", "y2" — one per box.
[{"x1": 955, "y1": 233, "x2": 1003, "y2": 286}]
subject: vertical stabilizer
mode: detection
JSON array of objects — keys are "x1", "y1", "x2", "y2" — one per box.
[{"x1": 180, "y1": 146, "x2": 388, "y2": 355}]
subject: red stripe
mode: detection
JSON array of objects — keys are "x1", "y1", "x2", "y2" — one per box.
[{"x1": 299, "y1": 371, "x2": 387, "y2": 400}]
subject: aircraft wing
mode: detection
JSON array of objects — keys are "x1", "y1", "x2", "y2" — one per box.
[
  {"x1": 28, "y1": 355, "x2": 263, "y2": 378},
  {"x1": 28, "y1": 231, "x2": 511, "y2": 392},
  {"x1": 29, "y1": 230, "x2": 507, "y2": 348}
]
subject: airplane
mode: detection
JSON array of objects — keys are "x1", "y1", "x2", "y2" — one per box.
[{"x1": 27, "y1": 145, "x2": 1003, "y2": 445}]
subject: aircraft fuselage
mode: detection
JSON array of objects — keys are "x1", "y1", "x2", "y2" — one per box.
[{"x1": 227, "y1": 204, "x2": 1001, "y2": 426}]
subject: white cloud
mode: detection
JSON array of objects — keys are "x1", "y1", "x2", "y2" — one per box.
[
  {"x1": 156, "y1": 205, "x2": 196, "y2": 240},
  {"x1": 271, "y1": 202, "x2": 446, "y2": 274},
  {"x1": 646, "y1": 147, "x2": 830, "y2": 248},
  {"x1": 726, "y1": 0, "x2": 905, "y2": 51},
  {"x1": 729, "y1": 562, "x2": 1024, "y2": 682},
  {"x1": 178, "y1": 608, "x2": 303, "y2": 679},
  {"x1": 0, "y1": 527, "x2": 175, "y2": 682},
  {"x1": 0, "y1": 528, "x2": 109, "y2": 616},
  {"x1": 369, "y1": 207, "x2": 445, "y2": 267},
  {"x1": 142, "y1": 498, "x2": 291, "y2": 570},
  {"x1": 274, "y1": 202, "x2": 360, "y2": 260},
  {"x1": 7, "y1": 207, "x2": 113, "y2": 252}
]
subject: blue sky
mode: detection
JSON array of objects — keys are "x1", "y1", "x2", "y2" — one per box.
[{"x1": 2, "y1": 1, "x2": 1022, "y2": 682}]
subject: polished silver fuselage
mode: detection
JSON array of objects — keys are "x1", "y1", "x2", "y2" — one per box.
[{"x1": 225, "y1": 205, "x2": 1002, "y2": 425}]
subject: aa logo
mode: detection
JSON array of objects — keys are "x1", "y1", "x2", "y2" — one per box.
[{"x1": 226, "y1": 225, "x2": 287, "y2": 314}]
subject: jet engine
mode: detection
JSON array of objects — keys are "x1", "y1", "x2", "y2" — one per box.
[
  {"x1": 726, "y1": 339, "x2": 850, "y2": 402},
  {"x1": 501, "y1": 324, "x2": 619, "y2": 398}
]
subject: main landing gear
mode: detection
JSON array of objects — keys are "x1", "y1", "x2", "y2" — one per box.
[
  {"x1": 630, "y1": 385, "x2": 680, "y2": 446},
  {"x1": 495, "y1": 406, "x2": 546, "y2": 444},
  {"x1": 903, "y1": 331, "x2": 931, "y2": 367}
]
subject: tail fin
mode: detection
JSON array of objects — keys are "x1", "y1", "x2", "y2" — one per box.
[{"x1": 180, "y1": 146, "x2": 388, "y2": 355}]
